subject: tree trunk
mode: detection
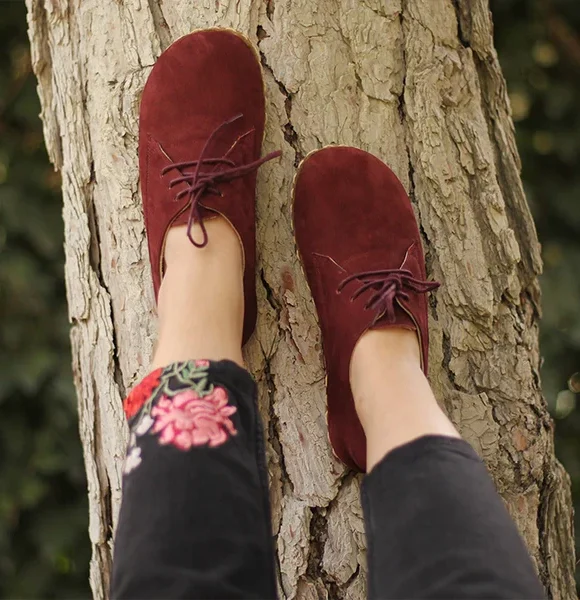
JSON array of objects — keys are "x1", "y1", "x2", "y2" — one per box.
[{"x1": 26, "y1": 0, "x2": 576, "y2": 598}]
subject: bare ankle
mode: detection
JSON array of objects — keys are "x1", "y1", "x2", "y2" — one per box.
[
  {"x1": 152, "y1": 219, "x2": 245, "y2": 369},
  {"x1": 350, "y1": 327, "x2": 421, "y2": 386},
  {"x1": 356, "y1": 327, "x2": 420, "y2": 361},
  {"x1": 350, "y1": 330, "x2": 420, "y2": 429},
  {"x1": 164, "y1": 218, "x2": 243, "y2": 271},
  {"x1": 348, "y1": 327, "x2": 460, "y2": 471}
]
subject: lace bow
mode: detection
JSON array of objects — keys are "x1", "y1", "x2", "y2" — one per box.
[{"x1": 162, "y1": 114, "x2": 281, "y2": 247}]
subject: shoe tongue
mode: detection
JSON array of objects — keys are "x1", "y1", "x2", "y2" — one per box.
[
  {"x1": 161, "y1": 117, "x2": 252, "y2": 164},
  {"x1": 156, "y1": 121, "x2": 255, "y2": 229}
]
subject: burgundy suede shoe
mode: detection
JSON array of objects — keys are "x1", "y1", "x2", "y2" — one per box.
[
  {"x1": 139, "y1": 29, "x2": 280, "y2": 344},
  {"x1": 293, "y1": 147, "x2": 439, "y2": 472}
]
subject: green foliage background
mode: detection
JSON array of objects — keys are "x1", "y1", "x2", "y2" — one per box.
[
  {"x1": 0, "y1": 2, "x2": 91, "y2": 598},
  {"x1": 0, "y1": 0, "x2": 578, "y2": 597}
]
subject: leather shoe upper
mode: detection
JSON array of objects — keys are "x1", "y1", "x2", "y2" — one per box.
[
  {"x1": 139, "y1": 29, "x2": 280, "y2": 344},
  {"x1": 293, "y1": 146, "x2": 439, "y2": 471}
]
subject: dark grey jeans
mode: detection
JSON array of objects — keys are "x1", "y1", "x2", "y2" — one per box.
[{"x1": 111, "y1": 360, "x2": 544, "y2": 599}]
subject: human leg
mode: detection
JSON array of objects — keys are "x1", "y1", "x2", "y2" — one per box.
[
  {"x1": 112, "y1": 227, "x2": 277, "y2": 600},
  {"x1": 293, "y1": 146, "x2": 544, "y2": 599},
  {"x1": 353, "y1": 328, "x2": 544, "y2": 599},
  {"x1": 111, "y1": 358, "x2": 276, "y2": 599},
  {"x1": 111, "y1": 28, "x2": 281, "y2": 599}
]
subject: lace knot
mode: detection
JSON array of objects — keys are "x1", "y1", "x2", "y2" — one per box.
[
  {"x1": 337, "y1": 268, "x2": 440, "y2": 326},
  {"x1": 161, "y1": 114, "x2": 281, "y2": 248}
]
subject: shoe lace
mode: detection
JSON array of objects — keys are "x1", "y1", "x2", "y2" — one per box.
[
  {"x1": 337, "y1": 268, "x2": 440, "y2": 326},
  {"x1": 161, "y1": 113, "x2": 281, "y2": 248}
]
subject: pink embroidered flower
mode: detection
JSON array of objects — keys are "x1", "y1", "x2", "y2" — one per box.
[
  {"x1": 194, "y1": 359, "x2": 210, "y2": 368},
  {"x1": 151, "y1": 387, "x2": 237, "y2": 450}
]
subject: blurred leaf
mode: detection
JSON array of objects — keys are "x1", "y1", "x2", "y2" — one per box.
[{"x1": 0, "y1": 2, "x2": 90, "y2": 598}]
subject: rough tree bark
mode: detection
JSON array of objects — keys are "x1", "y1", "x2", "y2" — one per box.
[{"x1": 26, "y1": 0, "x2": 576, "y2": 599}]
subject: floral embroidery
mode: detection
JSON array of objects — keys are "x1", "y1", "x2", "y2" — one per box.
[
  {"x1": 122, "y1": 360, "x2": 237, "y2": 475},
  {"x1": 135, "y1": 414, "x2": 154, "y2": 436},
  {"x1": 123, "y1": 368, "x2": 163, "y2": 419},
  {"x1": 151, "y1": 387, "x2": 237, "y2": 449},
  {"x1": 124, "y1": 446, "x2": 142, "y2": 474}
]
